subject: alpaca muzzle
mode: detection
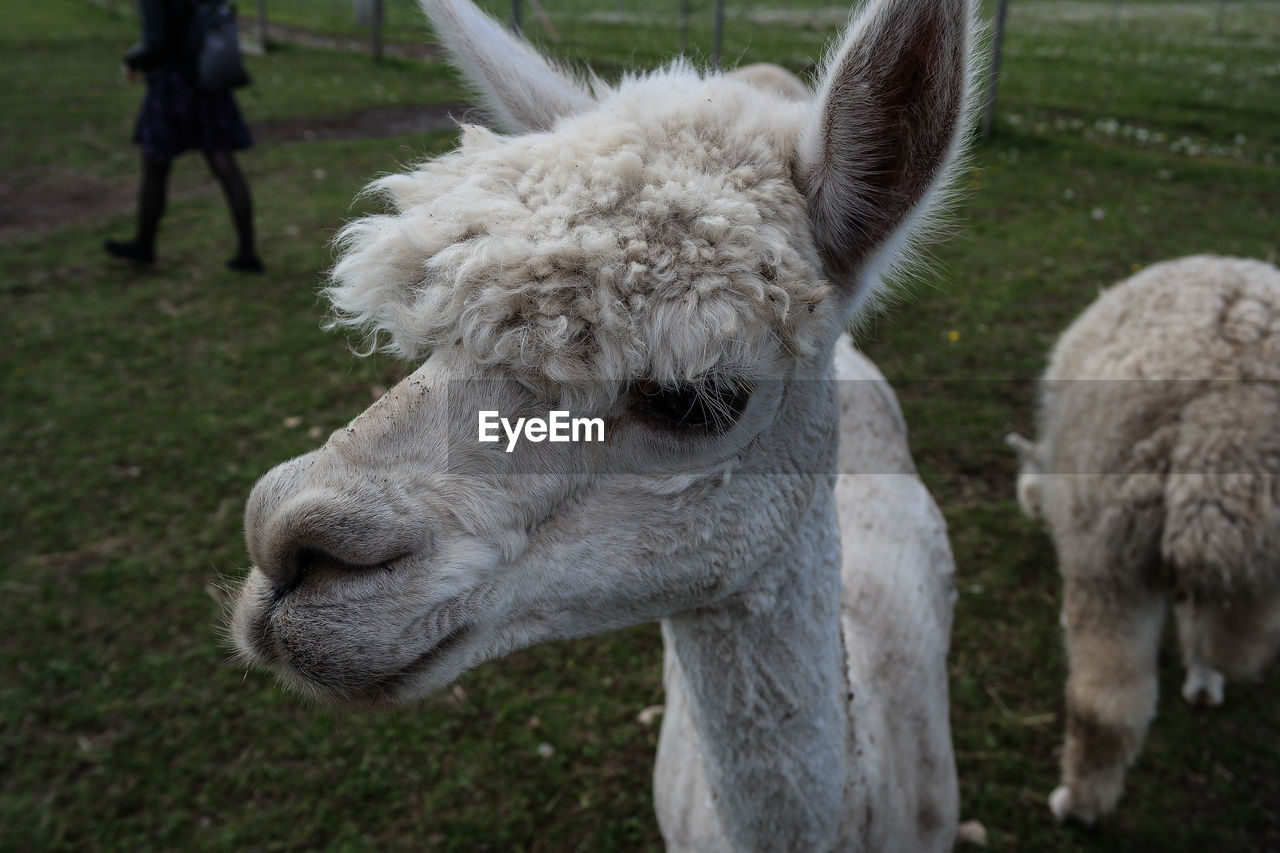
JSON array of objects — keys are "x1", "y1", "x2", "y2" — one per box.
[{"x1": 243, "y1": 451, "x2": 429, "y2": 599}]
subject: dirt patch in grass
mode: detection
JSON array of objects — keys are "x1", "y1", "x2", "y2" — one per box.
[
  {"x1": 1, "y1": 103, "x2": 467, "y2": 244},
  {"x1": 253, "y1": 21, "x2": 442, "y2": 63},
  {"x1": 0, "y1": 173, "x2": 136, "y2": 245},
  {"x1": 254, "y1": 102, "x2": 469, "y2": 144}
]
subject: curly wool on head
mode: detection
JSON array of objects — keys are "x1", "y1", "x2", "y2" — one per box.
[{"x1": 324, "y1": 69, "x2": 838, "y2": 396}]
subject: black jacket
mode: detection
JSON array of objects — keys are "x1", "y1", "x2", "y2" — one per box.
[{"x1": 123, "y1": 0, "x2": 196, "y2": 78}]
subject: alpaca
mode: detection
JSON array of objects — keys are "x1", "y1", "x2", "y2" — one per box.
[
  {"x1": 228, "y1": 0, "x2": 979, "y2": 848},
  {"x1": 728, "y1": 62, "x2": 810, "y2": 100},
  {"x1": 1008, "y1": 255, "x2": 1280, "y2": 825}
]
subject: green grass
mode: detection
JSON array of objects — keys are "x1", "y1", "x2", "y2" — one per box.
[
  {"x1": 3, "y1": 0, "x2": 1279, "y2": 850},
  {"x1": 1, "y1": 4, "x2": 466, "y2": 178}
]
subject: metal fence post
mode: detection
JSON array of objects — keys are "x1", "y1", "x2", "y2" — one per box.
[
  {"x1": 711, "y1": 0, "x2": 724, "y2": 70},
  {"x1": 680, "y1": 0, "x2": 690, "y2": 54},
  {"x1": 981, "y1": 0, "x2": 1010, "y2": 140},
  {"x1": 255, "y1": 0, "x2": 268, "y2": 52}
]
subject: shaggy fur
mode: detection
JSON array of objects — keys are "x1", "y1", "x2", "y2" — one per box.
[
  {"x1": 326, "y1": 74, "x2": 834, "y2": 399},
  {"x1": 1009, "y1": 255, "x2": 1280, "y2": 824},
  {"x1": 729, "y1": 62, "x2": 810, "y2": 100},
  {"x1": 229, "y1": 0, "x2": 979, "y2": 848}
]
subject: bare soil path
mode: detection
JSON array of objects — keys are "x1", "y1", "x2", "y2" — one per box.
[
  {"x1": 255, "y1": 101, "x2": 468, "y2": 144},
  {"x1": 2, "y1": 101, "x2": 468, "y2": 244},
  {"x1": 3, "y1": 18, "x2": 466, "y2": 244},
  {"x1": 250, "y1": 20, "x2": 443, "y2": 63}
]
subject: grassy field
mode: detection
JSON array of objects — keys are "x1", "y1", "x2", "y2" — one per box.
[{"x1": 2, "y1": 0, "x2": 1278, "y2": 850}]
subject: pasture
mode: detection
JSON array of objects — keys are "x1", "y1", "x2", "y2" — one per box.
[{"x1": 2, "y1": 0, "x2": 1278, "y2": 849}]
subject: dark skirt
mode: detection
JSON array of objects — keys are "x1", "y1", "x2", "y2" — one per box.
[{"x1": 133, "y1": 69, "x2": 253, "y2": 163}]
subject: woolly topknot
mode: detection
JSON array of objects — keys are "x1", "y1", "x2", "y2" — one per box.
[{"x1": 324, "y1": 71, "x2": 836, "y2": 394}]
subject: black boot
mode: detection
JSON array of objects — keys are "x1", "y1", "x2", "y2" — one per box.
[
  {"x1": 226, "y1": 253, "x2": 265, "y2": 273},
  {"x1": 105, "y1": 154, "x2": 170, "y2": 267},
  {"x1": 206, "y1": 150, "x2": 263, "y2": 274},
  {"x1": 104, "y1": 238, "x2": 155, "y2": 266}
]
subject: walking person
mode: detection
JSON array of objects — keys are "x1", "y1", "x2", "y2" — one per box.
[{"x1": 106, "y1": 0, "x2": 263, "y2": 272}]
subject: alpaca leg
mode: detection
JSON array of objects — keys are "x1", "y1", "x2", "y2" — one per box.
[
  {"x1": 1050, "y1": 577, "x2": 1165, "y2": 825},
  {"x1": 1186, "y1": 594, "x2": 1280, "y2": 683},
  {"x1": 1175, "y1": 597, "x2": 1225, "y2": 707}
]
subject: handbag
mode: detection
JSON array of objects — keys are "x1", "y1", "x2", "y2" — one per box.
[{"x1": 190, "y1": 0, "x2": 252, "y2": 91}]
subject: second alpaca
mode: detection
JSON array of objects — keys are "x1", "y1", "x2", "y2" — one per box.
[{"x1": 1010, "y1": 255, "x2": 1280, "y2": 824}]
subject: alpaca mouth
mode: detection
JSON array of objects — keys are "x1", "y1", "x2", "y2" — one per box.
[
  {"x1": 367, "y1": 621, "x2": 475, "y2": 695},
  {"x1": 231, "y1": 551, "x2": 492, "y2": 707},
  {"x1": 318, "y1": 620, "x2": 477, "y2": 708},
  {"x1": 240, "y1": 586, "x2": 478, "y2": 705}
]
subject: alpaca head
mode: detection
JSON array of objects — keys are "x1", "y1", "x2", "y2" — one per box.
[{"x1": 229, "y1": 0, "x2": 976, "y2": 705}]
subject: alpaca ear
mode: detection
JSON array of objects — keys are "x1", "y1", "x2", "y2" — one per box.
[
  {"x1": 796, "y1": 0, "x2": 976, "y2": 310},
  {"x1": 419, "y1": 0, "x2": 596, "y2": 133}
]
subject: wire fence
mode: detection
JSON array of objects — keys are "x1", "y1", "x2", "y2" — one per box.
[
  {"x1": 91, "y1": 0, "x2": 1280, "y2": 57},
  {"x1": 87, "y1": 0, "x2": 1280, "y2": 143},
  {"x1": 250, "y1": 0, "x2": 1279, "y2": 44}
]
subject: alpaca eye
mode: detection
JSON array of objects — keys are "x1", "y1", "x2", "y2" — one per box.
[{"x1": 631, "y1": 380, "x2": 752, "y2": 434}]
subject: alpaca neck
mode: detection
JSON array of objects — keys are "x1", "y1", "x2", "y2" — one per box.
[{"x1": 662, "y1": 471, "x2": 850, "y2": 851}]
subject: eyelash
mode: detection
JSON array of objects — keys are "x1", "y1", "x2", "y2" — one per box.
[{"x1": 630, "y1": 379, "x2": 753, "y2": 434}]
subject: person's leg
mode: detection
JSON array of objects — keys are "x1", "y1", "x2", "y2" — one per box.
[
  {"x1": 204, "y1": 149, "x2": 263, "y2": 272},
  {"x1": 105, "y1": 154, "x2": 171, "y2": 264}
]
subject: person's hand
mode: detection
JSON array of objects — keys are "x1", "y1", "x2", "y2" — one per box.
[{"x1": 122, "y1": 64, "x2": 138, "y2": 82}]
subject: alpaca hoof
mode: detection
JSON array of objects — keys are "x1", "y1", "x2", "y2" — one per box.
[
  {"x1": 1182, "y1": 665, "x2": 1225, "y2": 707},
  {"x1": 955, "y1": 819, "x2": 988, "y2": 847},
  {"x1": 1049, "y1": 786, "x2": 1096, "y2": 826},
  {"x1": 1048, "y1": 786, "x2": 1071, "y2": 822}
]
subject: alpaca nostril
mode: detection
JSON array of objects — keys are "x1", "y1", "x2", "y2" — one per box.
[
  {"x1": 272, "y1": 546, "x2": 326, "y2": 599},
  {"x1": 245, "y1": 454, "x2": 428, "y2": 596},
  {"x1": 273, "y1": 546, "x2": 382, "y2": 600},
  {"x1": 293, "y1": 547, "x2": 328, "y2": 580},
  {"x1": 265, "y1": 546, "x2": 316, "y2": 601}
]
